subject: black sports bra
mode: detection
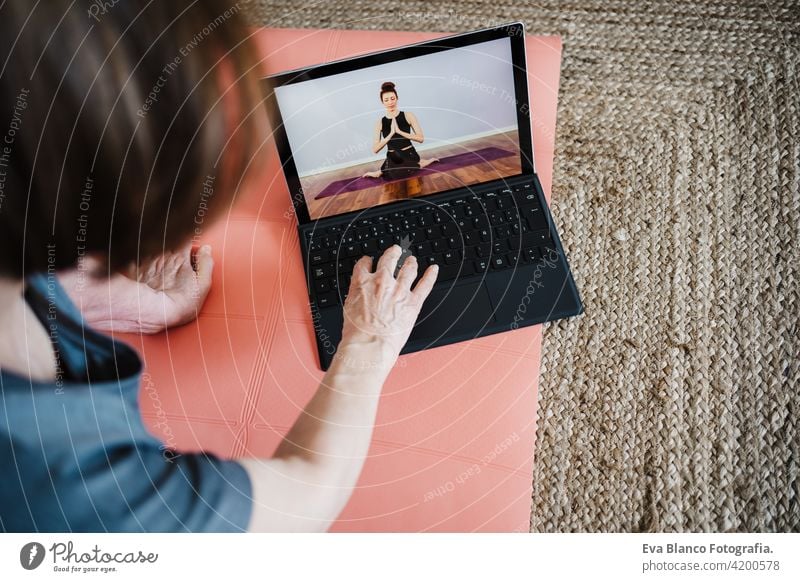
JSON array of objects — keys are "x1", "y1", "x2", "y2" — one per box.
[{"x1": 381, "y1": 111, "x2": 413, "y2": 151}]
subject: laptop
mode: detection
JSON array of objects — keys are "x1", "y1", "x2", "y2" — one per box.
[{"x1": 262, "y1": 22, "x2": 583, "y2": 370}]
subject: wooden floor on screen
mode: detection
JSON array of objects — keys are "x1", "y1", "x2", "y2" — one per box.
[{"x1": 302, "y1": 130, "x2": 521, "y2": 220}]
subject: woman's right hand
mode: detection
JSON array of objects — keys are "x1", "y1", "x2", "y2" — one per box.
[{"x1": 338, "y1": 245, "x2": 438, "y2": 363}]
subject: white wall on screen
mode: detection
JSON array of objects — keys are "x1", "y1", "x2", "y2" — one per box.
[{"x1": 274, "y1": 37, "x2": 519, "y2": 177}]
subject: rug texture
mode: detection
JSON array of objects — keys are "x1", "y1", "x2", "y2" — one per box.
[{"x1": 244, "y1": 0, "x2": 800, "y2": 532}]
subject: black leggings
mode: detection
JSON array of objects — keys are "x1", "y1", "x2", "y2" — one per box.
[{"x1": 380, "y1": 146, "x2": 420, "y2": 180}]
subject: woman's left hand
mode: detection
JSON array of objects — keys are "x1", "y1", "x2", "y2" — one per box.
[{"x1": 59, "y1": 245, "x2": 214, "y2": 334}]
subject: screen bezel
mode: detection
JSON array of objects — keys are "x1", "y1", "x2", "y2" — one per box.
[{"x1": 261, "y1": 22, "x2": 533, "y2": 225}]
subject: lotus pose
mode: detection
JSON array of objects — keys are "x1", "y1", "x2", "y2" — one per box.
[{"x1": 362, "y1": 81, "x2": 439, "y2": 179}]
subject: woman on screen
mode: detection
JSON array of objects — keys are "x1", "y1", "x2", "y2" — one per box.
[{"x1": 362, "y1": 81, "x2": 439, "y2": 179}]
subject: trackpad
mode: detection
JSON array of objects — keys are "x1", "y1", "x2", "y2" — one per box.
[{"x1": 409, "y1": 280, "x2": 495, "y2": 342}]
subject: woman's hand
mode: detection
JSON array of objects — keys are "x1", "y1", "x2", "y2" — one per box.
[
  {"x1": 338, "y1": 245, "x2": 438, "y2": 365},
  {"x1": 59, "y1": 245, "x2": 214, "y2": 334},
  {"x1": 390, "y1": 116, "x2": 399, "y2": 136}
]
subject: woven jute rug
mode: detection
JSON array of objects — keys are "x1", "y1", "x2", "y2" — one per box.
[{"x1": 244, "y1": 0, "x2": 800, "y2": 532}]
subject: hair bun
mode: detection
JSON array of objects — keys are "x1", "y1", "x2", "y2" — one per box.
[{"x1": 381, "y1": 81, "x2": 395, "y2": 91}]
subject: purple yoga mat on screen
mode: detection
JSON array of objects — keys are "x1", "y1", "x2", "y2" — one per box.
[{"x1": 313, "y1": 146, "x2": 517, "y2": 199}]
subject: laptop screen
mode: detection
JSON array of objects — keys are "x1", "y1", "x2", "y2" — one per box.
[{"x1": 272, "y1": 36, "x2": 524, "y2": 221}]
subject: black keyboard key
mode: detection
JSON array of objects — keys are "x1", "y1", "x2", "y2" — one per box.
[
  {"x1": 517, "y1": 191, "x2": 539, "y2": 207},
  {"x1": 496, "y1": 196, "x2": 513, "y2": 210},
  {"x1": 361, "y1": 240, "x2": 377, "y2": 253},
  {"x1": 443, "y1": 250, "x2": 460, "y2": 265},
  {"x1": 441, "y1": 223, "x2": 457, "y2": 236},
  {"x1": 315, "y1": 279, "x2": 331, "y2": 294},
  {"x1": 446, "y1": 236, "x2": 460, "y2": 249},
  {"x1": 489, "y1": 211, "x2": 505, "y2": 226},
  {"x1": 316, "y1": 292, "x2": 337, "y2": 308},
  {"x1": 310, "y1": 250, "x2": 329, "y2": 264},
  {"x1": 526, "y1": 230, "x2": 552, "y2": 247},
  {"x1": 344, "y1": 243, "x2": 360, "y2": 257},
  {"x1": 312, "y1": 264, "x2": 335, "y2": 279},
  {"x1": 464, "y1": 231, "x2": 480, "y2": 246},
  {"x1": 523, "y1": 207, "x2": 547, "y2": 230},
  {"x1": 495, "y1": 225, "x2": 512, "y2": 239},
  {"x1": 431, "y1": 239, "x2": 446, "y2": 253},
  {"x1": 473, "y1": 215, "x2": 490, "y2": 229},
  {"x1": 478, "y1": 228, "x2": 492, "y2": 242},
  {"x1": 337, "y1": 258, "x2": 356, "y2": 273},
  {"x1": 524, "y1": 247, "x2": 541, "y2": 263},
  {"x1": 474, "y1": 259, "x2": 489, "y2": 273},
  {"x1": 456, "y1": 218, "x2": 474, "y2": 231},
  {"x1": 476, "y1": 243, "x2": 492, "y2": 257},
  {"x1": 414, "y1": 242, "x2": 432, "y2": 256},
  {"x1": 408, "y1": 229, "x2": 424, "y2": 243},
  {"x1": 491, "y1": 256, "x2": 506, "y2": 269}
]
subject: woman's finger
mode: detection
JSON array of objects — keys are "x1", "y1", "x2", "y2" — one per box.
[
  {"x1": 375, "y1": 244, "x2": 402, "y2": 276},
  {"x1": 410, "y1": 264, "x2": 439, "y2": 304},
  {"x1": 395, "y1": 255, "x2": 418, "y2": 291},
  {"x1": 351, "y1": 255, "x2": 373, "y2": 280}
]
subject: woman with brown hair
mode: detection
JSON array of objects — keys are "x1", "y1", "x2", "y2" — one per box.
[
  {"x1": 362, "y1": 81, "x2": 439, "y2": 179},
  {"x1": 0, "y1": 1, "x2": 437, "y2": 532}
]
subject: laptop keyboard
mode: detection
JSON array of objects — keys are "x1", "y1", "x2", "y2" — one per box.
[{"x1": 305, "y1": 181, "x2": 554, "y2": 308}]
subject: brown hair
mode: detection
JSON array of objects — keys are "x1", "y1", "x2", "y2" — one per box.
[
  {"x1": 0, "y1": 0, "x2": 268, "y2": 278},
  {"x1": 379, "y1": 81, "x2": 397, "y2": 101}
]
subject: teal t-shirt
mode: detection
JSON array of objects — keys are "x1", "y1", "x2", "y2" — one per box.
[{"x1": 0, "y1": 273, "x2": 252, "y2": 532}]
